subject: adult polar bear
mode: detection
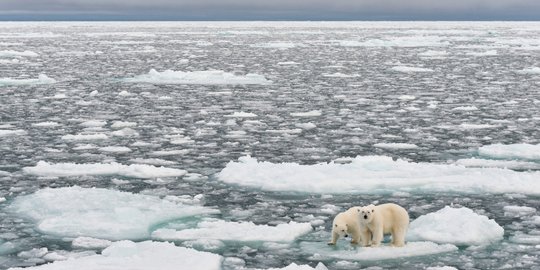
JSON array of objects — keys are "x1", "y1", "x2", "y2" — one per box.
[{"x1": 358, "y1": 203, "x2": 409, "y2": 247}]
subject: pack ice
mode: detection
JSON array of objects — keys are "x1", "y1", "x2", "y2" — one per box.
[
  {"x1": 122, "y1": 69, "x2": 271, "y2": 85},
  {"x1": 7, "y1": 187, "x2": 219, "y2": 240}
]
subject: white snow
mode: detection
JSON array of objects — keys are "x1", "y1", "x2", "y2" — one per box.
[
  {"x1": 7, "y1": 187, "x2": 218, "y2": 240},
  {"x1": 407, "y1": 206, "x2": 504, "y2": 246},
  {"x1": 452, "y1": 106, "x2": 478, "y2": 111},
  {"x1": 152, "y1": 220, "x2": 312, "y2": 243},
  {"x1": 0, "y1": 74, "x2": 56, "y2": 86},
  {"x1": 216, "y1": 155, "x2": 540, "y2": 194},
  {"x1": 302, "y1": 241, "x2": 457, "y2": 261},
  {"x1": 373, "y1": 143, "x2": 419, "y2": 150},
  {"x1": 61, "y1": 133, "x2": 108, "y2": 141},
  {"x1": 0, "y1": 129, "x2": 26, "y2": 137},
  {"x1": 391, "y1": 66, "x2": 434, "y2": 73},
  {"x1": 251, "y1": 42, "x2": 298, "y2": 49},
  {"x1": 0, "y1": 50, "x2": 38, "y2": 58},
  {"x1": 8, "y1": 241, "x2": 222, "y2": 270},
  {"x1": 338, "y1": 36, "x2": 448, "y2": 47},
  {"x1": 478, "y1": 143, "x2": 540, "y2": 160},
  {"x1": 72, "y1": 237, "x2": 112, "y2": 249},
  {"x1": 122, "y1": 69, "x2": 271, "y2": 85},
  {"x1": 290, "y1": 110, "x2": 322, "y2": 117},
  {"x1": 23, "y1": 161, "x2": 187, "y2": 179},
  {"x1": 111, "y1": 128, "x2": 139, "y2": 137}
]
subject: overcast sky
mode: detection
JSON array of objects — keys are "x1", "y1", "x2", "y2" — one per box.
[{"x1": 1, "y1": 0, "x2": 540, "y2": 21}]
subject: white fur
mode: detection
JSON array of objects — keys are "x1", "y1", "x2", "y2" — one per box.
[
  {"x1": 357, "y1": 203, "x2": 409, "y2": 247},
  {"x1": 328, "y1": 207, "x2": 365, "y2": 245}
]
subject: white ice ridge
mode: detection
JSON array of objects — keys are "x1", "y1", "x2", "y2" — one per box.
[
  {"x1": 152, "y1": 220, "x2": 312, "y2": 242},
  {"x1": 0, "y1": 75, "x2": 56, "y2": 86},
  {"x1": 390, "y1": 66, "x2": 434, "y2": 73},
  {"x1": 7, "y1": 187, "x2": 219, "y2": 240},
  {"x1": 23, "y1": 161, "x2": 187, "y2": 179},
  {"x1": 0, "y1": 50, "x2": 39, "y2": 58},
  {"x1": 301, "y1": 241, "x2": 457, "y2": 261},
  {"x1": 8, "y1": 241, "x2": 222, "y2": 270},
  {"x1": 477, "y1": 143, "x2": 540, "y2": 160},
  {"x1": 216, "y1": 155, "x2": 540, "y2": 194},
  {"x1": 122, "y1": 69, "x2": 271, "y2": 85},
  {"x1": 407, "y1": 206, "x2": 504, "y2": 246}
]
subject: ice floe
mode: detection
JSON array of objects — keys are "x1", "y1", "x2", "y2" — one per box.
[
  {"x1": 71, "y1": 237, "x2": 112, "y2": 249},
  {"x1": 216, "y1": 155, "x2": 540, "y2": 194},
  {"x1": 0, "y1": 129, "x2": 26, "y2": 137},
  {"x1": 7, "y1": 187, "x2": 218, "y2": 240},
  {"x1": 23, "y1": 161, "x2": 187, "y2": 178},
  {"x1": 373, "y1": 143, "x2": 418, "y2": 150},
  {"x1": 268, "y1": 263, "x2": 328, "y2": 270},
  {"x1": 290, "y1": 110, "x2": 322, "y2": 117},
  {"x1": 390, "y1": 66, "x2": 434, "y2": 73},
  {"x1": 0, "y1": 75, "x2": 56, "y2": 86},
  {"x1": 122, "y1": 69, "x2": 271, "y2": 85},
  {"x1": 477, "y1": 143, "x2": 540, "y2": 160},
  {"x1": 516, "y1": 67, "x2": 540, "y2": 74},
  {"x1": 0, "y1": 50, "x2": 39, "y2": 58},
  {"x1": 407, "y1": 206, "x2": 504, "y2": 246},
  {"x1": 61, "y1": 133, "x2": 108, "y2": 141},
  {"x1": 454, "y1": 158, "x2": 540, "y2": 170},
  {"x1": 9, "y1": 240, "x2": 222, "y2": 270},
  {"x1": 302, "y1": 241, "x2": 457, "y2": 261},
  {"x1": 152, "y1": 220, "x2": 312, "y2": 243}
]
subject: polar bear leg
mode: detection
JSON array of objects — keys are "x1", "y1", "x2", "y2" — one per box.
[
  {"x1": 371, "y1": 227, "x2": 384, "y2": 247},
  {"x1": 359, "y1": 228, "x2": 371, "y2": 247},
  {"x1": 328, "y1": 231, "x2": 339, "y2": 245},
  {"x1": 391, "y1": 227, "x2": 406, "y2": 247}
]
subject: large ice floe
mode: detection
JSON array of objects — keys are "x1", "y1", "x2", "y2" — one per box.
[
  {"x1": 152, "y1": 219, "x2": 312, "y2": 242},
  {"x1": 8, "y1": 240, "x2": 222, "y2": 270},
  {"x1": 407, "y1": 206, "x2": 504, "y2": 246},
  {"x1": 216, "y1": 155, "x2": 540, "y2": 194},
  {"x1": 0, "y1": 50, "x2": 39, "y2": 58},
  {"x1": 301, "y1": 241, "x2": 457, "y2": 261},
  {"x1": 23, "y1": 161, "x2": 187, "y2": 179},
  {"x1": 7, "y1": 187, "x2": 218, "y2": 240},
  {"x1": 0, "y1": 75, "x2": 56, "y2": 86},
  {"x1": 477, "y1": 143, "x2": 540, "y2": 160},
  {"x1": 122, "y1": 69, "x2": 271, "y2": 85}
]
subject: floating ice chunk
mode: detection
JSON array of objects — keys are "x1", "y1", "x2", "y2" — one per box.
[
  {"x1": 0, "y1": 197, "x2": 6, "y2": 203},
  {"x1": 322, "y1": 73, "x2": 359, "y2": 78},
  {"x1": 72, "y1": 237, "x2": 112, "y2": 249},
  {"x1": 426, "y1": 267, "x2": 458, "y2": 270},
  {"x1": 0, "y1": 50, "x2": 39, "y2": 58},
  {"x1": 7, "y1": 187, "x2": 218, "y2": 240},
  {"x1": 478, "y1": 143, "x2": 540, "y2": 160},
  {"x1": 373, "y1": 143, "x2": 418, "y2": 150},
  {"x1": 509, "y1": 232, "x2": 540, "y2": 244},
  {"x1": 0, "y1": 74, "x2": 56, "y2": 86},
  {"x1": 418, "y1": 50, "x2": 448, "y2": 57},
  {"x1": 517, "y1": 67, "x2": 540, "y2": 74},
  {"x1": 23, "y1": 161, "x2": 187, "y2": 179},
  {"x1": 503, "y1": 205, "x2": 536, "y2": 217},
  {"x1": 80, "y1": 120, "x2": 106, "y2": 128},
  {"x1": 216, "y1": 155, "x2": 540, "y2": 194},
  {"x1": 9, "y1": 240, "x2": 222, "y2": 270},
  {"x1": 129, "y1": 158, "x2": 176, "y2": 166},
  {"x1": 225, "y1": 111, "x2": 258, "y2": 118},
  {"x1": 152, "y1": 220, "x2": 312, "y2": 243},
  {"x1": 268, "y1": 263, "x2": 328, "y2": 270},
  {"x1": 452, "y1": 106, "x2": 478, "y2": 111},
  {"x1": 149, "y1": 149, "x2": 190, "y2": 156},
  {"x1": 295, "y1": 123, "x2": 317, "y2": 130},
  {"x1": 398, "y1": 95, "x2": 416, "y2": 100},
  {"x1": 251, "y1": 42, "x2": 298, "y2": 49},
  {"x1": 32, "y1": 122, "x2": 60, "y2": 127},
  {"x1": 0, "y1": 129, "x2": 26, "y2": 137},
  {"x1": 391, "y1": 66, "x2": 434, "y2": 73},
  {"x1": 467, "y1": 50, "x2": 497, "y2": 56},
  {"x1": 111, "y1": 121, "x2": 137, "y2": 129},
  {"x1": 111, "y1": 128, "x2": 139, "y2": 137},
  {"x1": 407, "y1": 206, "x2": 504, "y2": 246},
  {"x1": 182, "y1": 239, "x2": 225, "y2": 251},
  {"x1": 290, "y1": 110, "x2": 322, "y2": 117},
  {"x1": 61, "y1": 133, "x2": 108, "y2": 141},
  {"x1": 301, "y1": 241, "x2": 457, "y2": 261},
  {"x1": 454, "y1": 158, "x2": 540, "y2": 170},
  {"x1": 338, "y1": 37, "x2": 448, "y2": 47},
  {"x1": 122, "y1": 69, "x2": 271, "y2": 85},
  {"x1": 277, "y1": 61, "x2": 299, "y2": 65},
  {"x1": 98, "y1": 146, "x2": 132, "y2": 153}
]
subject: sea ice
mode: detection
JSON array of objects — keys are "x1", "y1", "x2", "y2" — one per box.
[
  {"x1": 301, "y1": 241, "x2": 457, "y2": 261},
  {"x1": 72, "y1": 237, "x2": 112, "y2": 249},
  {"x1": 373, "y1": 143, "x2": 418, "y2": 150},
  {"x1": 8, "y1": 241, "x2": 222, "y2": 270},
  {"x1": 23, "y1": 161, "x2": 187, "y2": 178},
  {"x1": 477, "y1": 143, "x2": 540, "y2": 160},
  {"x1": 390, "y1": 66, "x2": 434, "y2": 73},
  {"x1": 122, "y1": 69, "x2": 271, "y2": 85},
  {"x1": 0, "y1": 129, "x2": 27, "y2": 137},
  {"x1": 217, "y1": 155, "x2": 540, "y2": 194},
  {"x1": 454, "y1": 158, "x2": 540, "y2": 170},
  {"x1": 290, "y1": 110, "x2": 322, "y2": 117},
  {"x1": 152, "y1": 220, "x2": 312, "y2": 242},
  {"x1": 61, "y1": 133, "x2": 108, "y2": 141},
  {"x1": 98, "y1": 146, "x2": 132, "y2": 153},
  {"x1": 516, "y1": 67, "x2": 540, "y2": 74},
  {"x1": 0, "y1": 75, "x2": 56, "y2": 86},
  {"x1": 268, "y1": 263, "x2": 328, "y2": 270},
  {"x1": 7, "y1": 187, "x2": 218, "y2": 240},
  {"x1": 407, "y1": 206, "x2": 504, "y2": 246},
  {"x1": 0, "y1": 50, "x2": 39, "y2": 58}
]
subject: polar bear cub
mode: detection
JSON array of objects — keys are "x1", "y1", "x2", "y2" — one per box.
[
  {"x1": 357, "y1": 203, "x2": 409, "y2": 247},
  {"x1": 328, "y1": 207, "x2": 364, "y2": 245}
]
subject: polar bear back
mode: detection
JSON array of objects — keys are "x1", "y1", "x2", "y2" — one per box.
[{"x1": 376, "y1": 203, "x2": 409, "y2": 234}]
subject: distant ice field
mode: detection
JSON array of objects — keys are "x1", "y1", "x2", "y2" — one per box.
[{"x1": 0, "y1": 21, "x2": 540, "y2": 270}]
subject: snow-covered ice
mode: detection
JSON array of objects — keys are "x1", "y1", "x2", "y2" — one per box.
[
  {"x1": 23, "y1": 161, "x2": 187, "y2": 178},
  {"x1": 217, "y1": 155, "x2": 540, "y2": 194},
  {"x1": 7, "y1": 187, "x2": 218, "y2": 240},
  {"x1": 0, "y1": 50, "x2": 39, "y2": 58},
  {"x1": 390, "y1": 66, "x2": 434, "y2": 73},
  {"x1": 373, "y1": 143, "x2": 419, "y2": 150},
  {"x1": 0, "y1": 75, "x2": 56, "y2": 86},
  {"x1": 407, "y1": 206, "x2": 504, "y2": 246},
  {"x1": 122, "y1": 69, "x2": 271, "y2": 85},
  {"x1": 152, "y1": 220, "x2": 312, "y2": 242},
  {"x1": 477, "y1": 143, "x2": 540, "y2": 160},
  {"x1": 8, "y1": 241, "x2": 222, "y2": 270}
]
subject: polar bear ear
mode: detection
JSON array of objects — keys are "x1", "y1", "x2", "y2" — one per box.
[
  {"x1": 334, "y1": 224, "x2": 337, "y2": 227},
  {"x1": 372, "y1": 209, "x2": 375, "y2": 212},
  {"x1": 357, "y1": 208, "x2": 360, "y2": 212}
]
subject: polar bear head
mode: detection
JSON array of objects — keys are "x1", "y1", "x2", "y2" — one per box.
[
  {"x1": 358, "y1": 204, "x2": 376, "y2": 224},
  {"x1": 333, "y1": 213, "x2": 350, "y2": 237}
]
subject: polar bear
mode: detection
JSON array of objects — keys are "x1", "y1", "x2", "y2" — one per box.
[
  {"x1": 357, "y1": 203, "x2": 409, "y2": 247},
  {"x1": 328, "y1": 207, "x2": 365, "y2": 245}
]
